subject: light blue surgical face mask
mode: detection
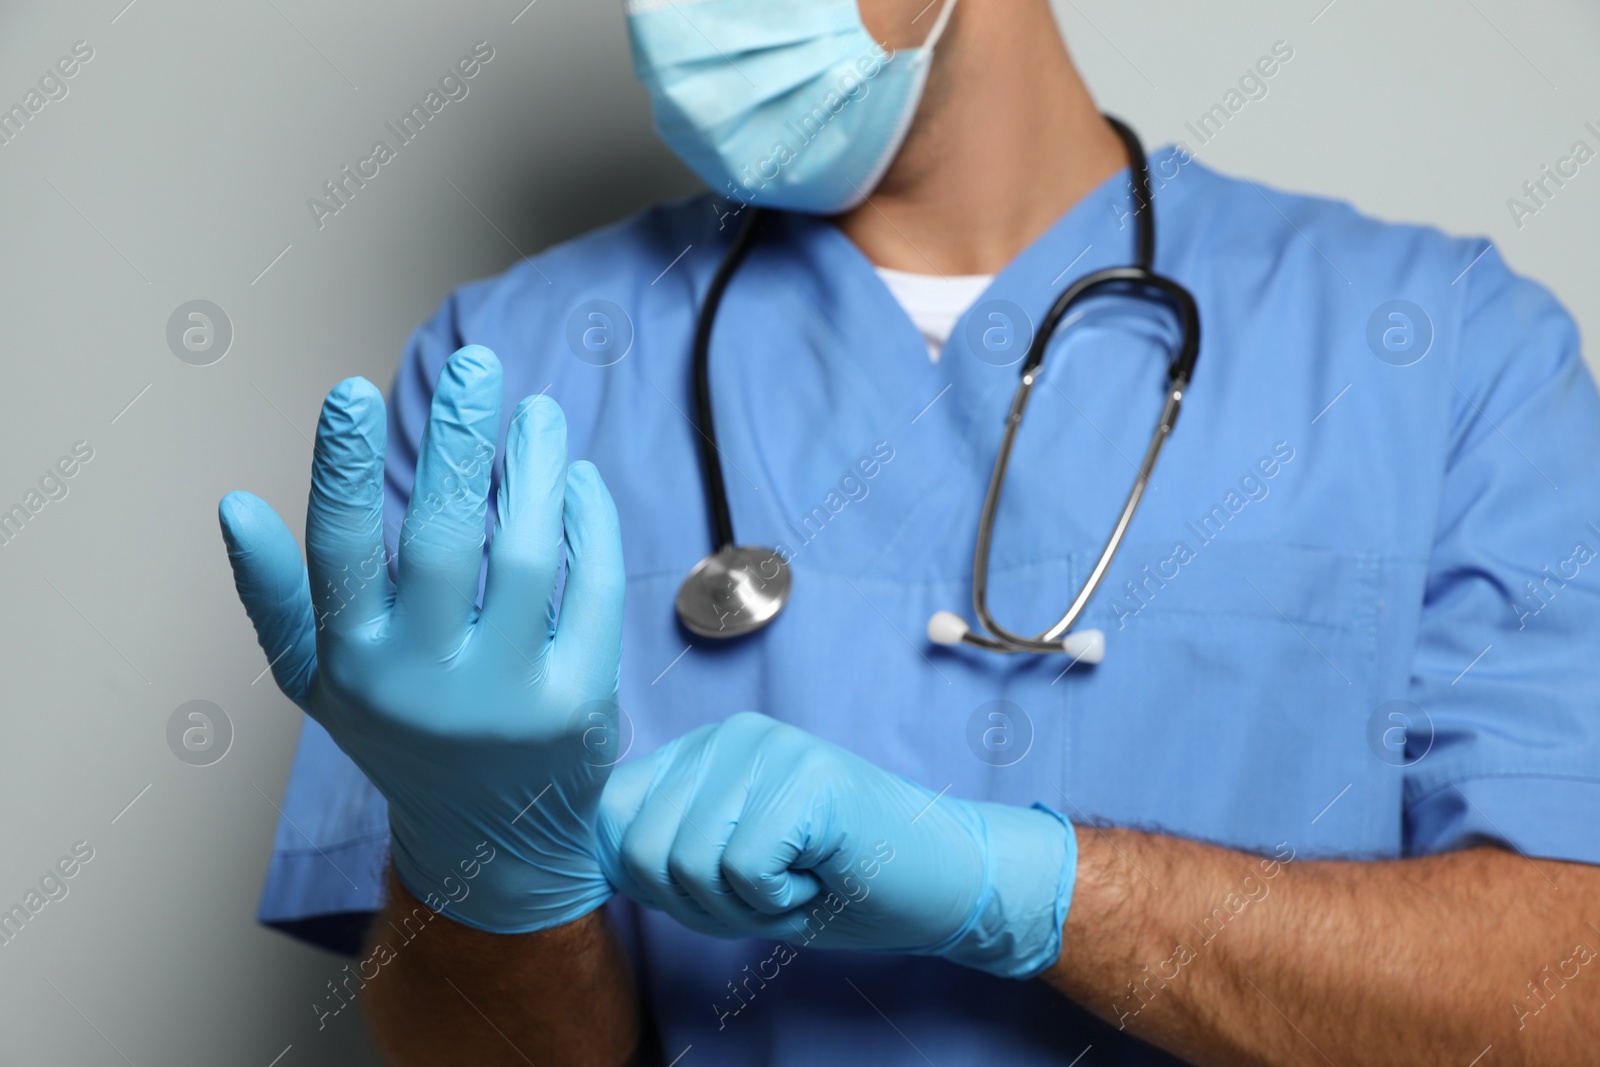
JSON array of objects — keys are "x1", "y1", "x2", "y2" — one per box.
[{"x1": 625, "y1": 0, "x2": 958, "y2": 214}]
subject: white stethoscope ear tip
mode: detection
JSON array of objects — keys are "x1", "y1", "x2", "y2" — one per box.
[
  {"x1": 1062, "y1": 628, "x2": 1106, "y2": 664},
  {"x1": 927, "y1": 610, "x2": 970, "y2": 646}
]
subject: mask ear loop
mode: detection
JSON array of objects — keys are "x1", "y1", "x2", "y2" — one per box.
[
  {"x1": 839, "y1": 0, "x2": 960, "y2": 211},
  {"x1": 911, "y1": 0, "x2": 960, "y2": 52}
]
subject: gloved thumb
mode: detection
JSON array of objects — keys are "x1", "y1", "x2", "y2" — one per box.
[
  {"x1": 218, "y1": 491, "x2": 318, "y2": 709},
  {"x1": 722, "y1": 810, "x2": 823, "y2": 916}
]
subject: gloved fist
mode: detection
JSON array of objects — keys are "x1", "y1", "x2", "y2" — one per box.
[
  {"x1": 597, "y1": 712, "x2": 1078, "y2": 979},
  {"x1": 219, "y1": 345, "x2": 625, "y2": 933}
]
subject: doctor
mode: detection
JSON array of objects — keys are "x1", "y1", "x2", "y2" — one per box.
[{"x1": 220, "y1": 0, "x2": 1600, "y2": 1064}]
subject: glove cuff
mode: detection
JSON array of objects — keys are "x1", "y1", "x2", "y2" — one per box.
[
  {"x1": 936, "y1": 800, "x2": 1078, "y2": 980},
  {"x1": 387, "y1": 822, "x2": 613, "y2": 935}
]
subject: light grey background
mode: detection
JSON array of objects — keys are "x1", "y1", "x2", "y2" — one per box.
[{"x1": 0, "y1": 1, "x2": 1594, "y2": 1064}]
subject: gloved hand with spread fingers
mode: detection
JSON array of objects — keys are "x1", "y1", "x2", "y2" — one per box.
[
  {"x1": 219, "y1": 345, "x2": 626, "y2": 932},
  {"x1": 596, "y1": 712, "x2": 1079, "y2": 979}
]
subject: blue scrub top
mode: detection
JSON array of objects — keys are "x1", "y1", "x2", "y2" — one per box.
[{"x1": 258, "y1": 147, "x2": 1600, "y2": 1065}]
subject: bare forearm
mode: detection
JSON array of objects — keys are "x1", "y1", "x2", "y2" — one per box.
[
  {"x1": 364, "y1": 870, "x2": 640, "y2": 1066},
  {"x1": 1046, "y1": 828, "x2": 1600, "y2": 1066}
]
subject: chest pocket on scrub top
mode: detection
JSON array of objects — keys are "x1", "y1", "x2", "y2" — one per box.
[{"x1": 1063, "y1": 539, "x2": 1386, "y2": 852}]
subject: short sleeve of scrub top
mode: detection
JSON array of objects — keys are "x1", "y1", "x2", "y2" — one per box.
[{"x1": 1400, "y1": 250, "x2": 1600, "y2": 861}]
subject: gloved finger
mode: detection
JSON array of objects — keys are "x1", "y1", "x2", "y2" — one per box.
[
  {"x1": 396, "y1": 345, "x2": 502, "y2": 657},
  {"x1": 550, "y1": 461, "x2": 625, "y2": 693},
  {"x1": 610, "y1": 737, "x2": 719, "y2": 924},
  {"x1": 596, "y1": 744, "x2": 668, "y2": 897},
  {"x1": 218, "y1": 491, "x2": 318, "y2": 710},
  {"x1": 305, "y1": 378, "x2": 394, "y2": 637},
  {"x1": 722, "y1": 793, "x2": 825, "y2": 916},
  {"x1": 478, "y1": 395, "x2": 566, "y2": 667},
  {"x1": 597, "y1": 725, "x2": 722, "y2": 896},
  {"x1": 666, "y1": 773, "x2": 769, "y2": 931},
  {"x1": 663, "y1": 714, "x2": 796, "y2": 926}
]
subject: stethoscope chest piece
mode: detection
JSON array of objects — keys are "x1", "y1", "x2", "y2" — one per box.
[{"x1": 675, "y1": 545, "x2": 792, "y2": 639}]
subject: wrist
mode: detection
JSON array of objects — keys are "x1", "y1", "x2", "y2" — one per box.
[
  {"x1": 938, "y1": 801, "x2": 1078, "y2": 979},
  {"x1": 1042, "y1": 823, "x2": 1155, "y2": 998}
]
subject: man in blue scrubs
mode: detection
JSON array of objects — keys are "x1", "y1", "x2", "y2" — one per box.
[{"x1": 220, "y1": 0, "x2": 1600, "y2": 1063}]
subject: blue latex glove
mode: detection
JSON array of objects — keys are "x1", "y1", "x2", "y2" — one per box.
[
  {"x1": 219, "y1": 345, "x2": 626, "y2": 932},
  {"x1": 596, "y1": 712, "x2": 1077, "y2": 979}
]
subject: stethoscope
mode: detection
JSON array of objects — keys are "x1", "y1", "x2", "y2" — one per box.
[{"x1": 674, "y1": 116, "x2": 1200, "y2": 661}]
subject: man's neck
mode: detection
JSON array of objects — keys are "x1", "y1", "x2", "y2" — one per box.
[{"x1": 834, "y1": 1, "x2": 1126, "y2": 276}]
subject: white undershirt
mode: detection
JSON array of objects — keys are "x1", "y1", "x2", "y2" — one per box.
[{"x1": 875, "y1": 266, "x2": 995, "y2": 363}]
